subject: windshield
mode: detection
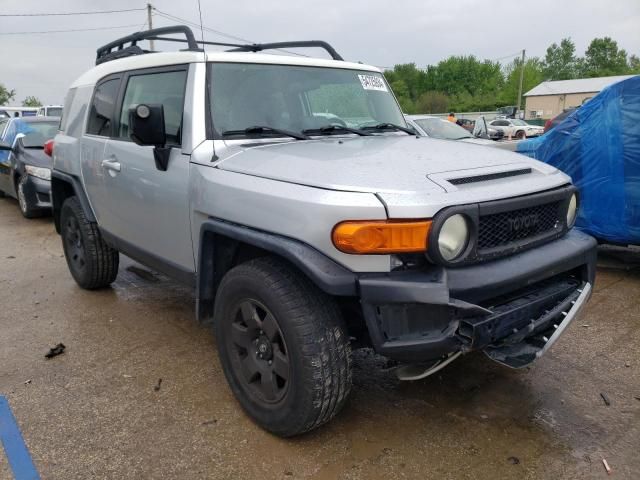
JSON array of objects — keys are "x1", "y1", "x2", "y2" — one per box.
[
  {"x1": 20, "y1": 121, "x2": 58, "y2": 148},
  {"x1": 46, "y1": 107, "x2": 63, "y2": 117},
  {"x1": 414, "y1": 118, "x2": 473, "y2": 140},
  {"x1": 208, "y1": 63, "x2": 405, "y2": 138}
]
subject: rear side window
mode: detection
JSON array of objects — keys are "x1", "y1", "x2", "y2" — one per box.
[
  {"x1": 118, "y1": 69, "x2": 187, "y2": 145},
  {"x1": 87, "y1": 78, "x2": 120, "y2": 136}
]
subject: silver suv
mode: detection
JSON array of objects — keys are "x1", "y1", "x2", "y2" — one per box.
[{"x1": 52, "y1": 26, "x2": 596, "y2": 437}]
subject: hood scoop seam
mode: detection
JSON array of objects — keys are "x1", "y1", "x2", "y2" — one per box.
[{"x1": 448, "y1": 168, "x2": 532, "y2": 185}]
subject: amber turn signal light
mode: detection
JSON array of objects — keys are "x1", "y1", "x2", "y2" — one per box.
[{"x1": 332, "y1": 220, "x2": 431, "y2": 254}]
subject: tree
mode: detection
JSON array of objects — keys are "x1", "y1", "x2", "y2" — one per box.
[
  {"x1": 0, "y1": 83, "x2": 16, "y2": 105},
  {"x1": 581, "y1": 37, "x2": 629, "y2": 77},
  {"x1": 499, "y1": 57, "x2": 544, "y2": 107},
  {"x1": 22, "y1": 96, "x2": 42, "y2": 107},
  {"x1": 629, "y1": 55, "x2": 640, "y2": 74},
  {"x1": 415, "y1": 91, "x2": 449, "y2": 114},
  {"x1": 431, "y1": 55, "x2": 503, "y2": 98},
  {"x1": 543, "y1": 38, "x2": 578, "y2": 80}
]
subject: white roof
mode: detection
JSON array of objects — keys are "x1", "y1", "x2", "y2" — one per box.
[
  {"x1": 71, "y1": 50, "x2": 380, "y2": 88},
  {"x1": 524, "y1": 75, "x2": 636, "y2": 97}
]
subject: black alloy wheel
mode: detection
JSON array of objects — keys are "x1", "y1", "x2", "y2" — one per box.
[{"x1": 227, "y1": 298, "x2": 290, "y2": 404}]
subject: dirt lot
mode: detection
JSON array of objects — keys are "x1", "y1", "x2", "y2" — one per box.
[{"x1": 0, "y1": 197, "x2": 639, "y2": 480}]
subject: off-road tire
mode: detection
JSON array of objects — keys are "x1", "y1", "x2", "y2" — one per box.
[
  {"x1": 213, "y1": 256, "x2": 352, "y2": 437},
  {"x1": 17, "y1": 175, "x2": 40, "y2": 218},
  {"x1": 60, "y1": 196, "x2": 119, "y2": 289}
]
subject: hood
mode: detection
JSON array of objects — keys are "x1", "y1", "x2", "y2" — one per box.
[
  {"x1": 216, "y1": 135, "x2": 554, "y2": 195},
  {"x1": 459, "y1": 137, "x2": 497, "y2": 146}
]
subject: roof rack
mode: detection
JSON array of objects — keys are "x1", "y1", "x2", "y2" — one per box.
[
  {"x1": 95, "y1": 25, "x2": 343, "y2": 65},
  {"x1": 96, "y1": 25, "x2": 199, "y2": 65},
  {"x1": 227, "y1": 41, "x2": 343, "y2": 61}
]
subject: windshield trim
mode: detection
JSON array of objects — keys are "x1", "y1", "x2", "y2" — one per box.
[{"x1": 206, "y1": 61, "x2": 407, "y2": 141}]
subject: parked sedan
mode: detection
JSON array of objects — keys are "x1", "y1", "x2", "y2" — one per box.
[
  {"x1": 489, "y1": 118, "x2": 544, "y2": 139},
  {"x1": 0, "y1": 117, "x2": 58, "y2": 217},
  {"x1": 405, "y1": 115, "x2": 497, "y2": 145}
]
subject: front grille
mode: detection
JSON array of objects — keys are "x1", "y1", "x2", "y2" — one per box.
[{"x1": 478, "y1": 201, "x2": 562, "y2": 251}]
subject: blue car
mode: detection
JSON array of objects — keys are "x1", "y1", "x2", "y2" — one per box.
[{"x1": 0, "y1": 116, "x2": 59, "y2": 218}]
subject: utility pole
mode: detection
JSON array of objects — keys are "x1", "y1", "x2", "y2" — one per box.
[
  {"x1": 147, "y1": 3, "x2": 154, "y2": 51},
  {"x1": 516, "y1": 49, "x2": 526, "y2": 118}
]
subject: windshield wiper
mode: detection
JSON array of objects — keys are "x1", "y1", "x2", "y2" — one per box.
[
  {"x1": 361, "y1": 123, "x2": 417, "y2": 136},
  {"x1": 302, "y1": 124, "x2": 372, "y2": 137},
  {"x1": 222, "y1": 125, "x2": 309, "y2": 141}
]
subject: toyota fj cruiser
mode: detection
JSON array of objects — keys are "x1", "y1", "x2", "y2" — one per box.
[{"x1": 52, "y1": 26, "x2": 596, "y2": 437}]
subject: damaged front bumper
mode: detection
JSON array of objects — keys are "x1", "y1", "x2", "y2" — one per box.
[{"x1": 358, "y1": 229, "x2": 597, "y2": 368}]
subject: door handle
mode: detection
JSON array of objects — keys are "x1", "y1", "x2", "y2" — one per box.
[{"x1": 101, "y1": 158, "x2": 121, "y2": 172}]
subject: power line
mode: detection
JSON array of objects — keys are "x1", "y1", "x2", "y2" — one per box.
[
  {"x1": 152, "y1": 8, "x2": 252, "y2": 43},
  {"x1": 0, "y1": 8, "x2": 146, "y2": 17},
  {"x1": 0, "y1": 24, "x2": 145, "y2": 35},
  {"x1": 491, "y1": 51, "x2": 523, "y2": 62},
  {"x1": 153, "y1": 8, "x2": 309, "y2": 57}
]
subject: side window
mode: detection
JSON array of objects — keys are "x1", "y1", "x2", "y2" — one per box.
[
  {"x1": 0, "y1": 120, "x2": 8, "y2": 139},
  {"x1": 87, "y1": 78, "x2": 120, "y2": 136},
  {"x1": 118, "y1": 69, "x2": 187, "y2": 145}
]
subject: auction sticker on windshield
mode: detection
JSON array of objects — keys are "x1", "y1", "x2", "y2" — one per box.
[{"x1": 358, "y1": 74, "x2": 388, "y2": 92}]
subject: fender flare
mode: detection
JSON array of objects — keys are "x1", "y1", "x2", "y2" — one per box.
[
  {"x1": 51, "y1": 170, "x2": 96, "y2": 232},
  {"x1": 196, "y1": 218, "x2": 358, "y2": 322}
]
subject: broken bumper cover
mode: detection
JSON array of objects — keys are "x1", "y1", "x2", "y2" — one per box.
[
  {"x1": 23, "y1": 175, "x2": 52, "y2": 209},
  {"x1": 358, "y1": 229, "x2": 597, "y2": 366}
]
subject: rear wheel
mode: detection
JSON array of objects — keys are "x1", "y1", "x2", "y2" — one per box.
[
  {"x1": 515, "y1": 130, "x2": 526, "y2": 139},
  {"x1": 60, "y1": 196, "x2": 119, "y2": 289},
  {"x1": 214, "y1": 257, "x2": 352, "y2": 437}
]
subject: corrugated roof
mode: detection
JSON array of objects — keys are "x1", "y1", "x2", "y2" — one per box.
[{"x1": 524, "y1": 75, "x2": 636, "y2": 97}]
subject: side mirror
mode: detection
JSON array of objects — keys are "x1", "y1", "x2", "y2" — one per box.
[
  {"x1": 129, "y1": 104, "x2": 170, "y2": 171},
  {"x1": 13, "y1": 133, "x2": 25, "y2": 148}
]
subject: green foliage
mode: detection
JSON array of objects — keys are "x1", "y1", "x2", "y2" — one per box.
[
  {"x1": 0, "y1": 83, "x2": 16, "y2": 105},
  {"x1": 581, "y1": 37, "x2": 630, "y2": 77},
  {"x1": 22, "y1": 96, "x2": 42, "y2": 107},
  {"x1": 415, "y1": 91, "x2": 449, "y2": 114},
  {"x1": 500, "y1": 57, "x2": 544, "y2": 107},
  {"x1": 384, "y1": 35, "x2": 638, "y2": 114},
  {"x1": 543, "y1": 38, "x2": 578, "y2": 80}
]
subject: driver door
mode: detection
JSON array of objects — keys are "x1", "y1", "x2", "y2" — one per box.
[{"x1": 99, "y1": 65, "x2": 195, "y2": 274}]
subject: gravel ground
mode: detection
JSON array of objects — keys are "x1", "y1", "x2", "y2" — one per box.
[{"x1": 0, "y1": 197, "x2": 639, "y2": 479}]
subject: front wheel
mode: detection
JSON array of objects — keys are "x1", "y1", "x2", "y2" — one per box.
[
  {"x1": 214, "y1": 257, "x2": 352, "y2": 437},
  {"x1": 60, "y1": 196, "x2": 119, "y2": 289},
  {"x1": 17, "y1": 175, "x2": 39, "y2": 218}
]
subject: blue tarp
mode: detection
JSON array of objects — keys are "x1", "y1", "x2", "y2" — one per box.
[{"x1": 517, "y1": 75, "x2": 640, "y2": 244}]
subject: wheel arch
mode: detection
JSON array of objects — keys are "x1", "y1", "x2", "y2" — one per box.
[
  {"x1": 51, "y1": 171, "x2": 95, "y2": 233},
  {"x1": 196, "y1": 219, "x2": 358, "y2": 324}
]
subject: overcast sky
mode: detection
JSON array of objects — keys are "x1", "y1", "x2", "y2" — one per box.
[{"x1": 1, "y1": 0, "x2": 639, "y2": 105}]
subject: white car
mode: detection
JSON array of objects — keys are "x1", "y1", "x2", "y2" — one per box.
[
  {"x1": 36, "y1": 105, "x2": 63, "y2": 117},
  {"x1": 489, "y1": 118, "x2": 544, "y2": 139},
  {"x1": 405, "y1": 115, "x2": 496, "y2": 145}
]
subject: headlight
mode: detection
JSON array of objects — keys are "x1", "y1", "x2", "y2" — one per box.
[
  {"x1": 438, "y1": 214, "x2": 470, "y2": 261},
  {"x1": 25, "y1": 165, "x2": 51, "y2": 181},
  {"x1": 566, "y1": 193, "x2": 578, "y2": 228}
]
